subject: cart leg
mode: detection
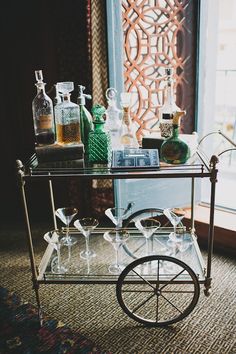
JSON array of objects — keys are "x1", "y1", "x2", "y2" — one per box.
[
  {"x1": 16, "y1": 160, "x2": 43, "y2": 325},
  {"x1": 204, "y1": 156, "x2": 218, "y2": 297},
  {"x1": 190, "y1": 177, "x2": 196, "y2": 235}
]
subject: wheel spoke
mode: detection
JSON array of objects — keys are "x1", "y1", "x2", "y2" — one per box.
[
  {"x1": 122, "y1": 289, "x2": 153, "y2": 293},
  {"x1": 156, "y1": 293, "x2": 159, "y2": 322},
  {"x1": 160, "y1": 293, "x2": 183, "y2": 314},
  {"x1": 162, "y1": 290, "x2": 195, "y2": 294},
  {"x1": 132, "y1": 293, "x2": 156, "y2": 314},
  {"x1": 156, "y1": 259, "x2": 160, "y2": 290},
  {"x1": 159, "y1": 268, "x2": 185, "y2": 291},
  {"x1": 131, "y1": 269, "x2": 155, "y2": 290}
]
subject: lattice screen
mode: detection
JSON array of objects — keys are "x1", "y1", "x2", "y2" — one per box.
[{"x1": 122, "y1": 0, "x2": 198, "y2": 139}]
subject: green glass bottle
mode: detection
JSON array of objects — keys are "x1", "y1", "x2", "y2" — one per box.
[
  {"x1": 160, "y1": 111, "x2": 190, "y2": 164},
  {"x1": 88, "y1": 104, "x2": 111, "y2": 164}
]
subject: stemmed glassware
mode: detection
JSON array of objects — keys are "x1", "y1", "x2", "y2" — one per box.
[
  {"x1": 43, "y1": 230, "x2": 67, "y2": 274},
  {"x1": 105, "y1": 205, "x2": 132, "y2": 229},
  {"x1": 55, "y1": 207, "x2": 78, "y2": 246},
  {"x1": 135, "y1": 218, "x2": 161, "y2": 256},
  {"x1": 163, "y1": 208, "x2": 192, "y2": 255},
  {"x1": 103, "y1": 229, "x2": 130, "y2": 274},
  {"x1": 74, "y1": 217, "x2": 99, "y2": 259},
  {"x1": 163, "y1": 208, "x2": 185, "y2": 243}
]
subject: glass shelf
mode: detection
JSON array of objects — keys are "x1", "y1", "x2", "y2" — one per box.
[{"x1": 38, "y1": 227, "x2": 205, "y2": 283}]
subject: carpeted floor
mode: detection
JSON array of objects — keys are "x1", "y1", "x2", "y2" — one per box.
[{"x1": 0, "y1": 222, "x2": 236, "y2": 354}]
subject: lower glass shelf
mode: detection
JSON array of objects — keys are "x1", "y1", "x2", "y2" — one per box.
[{"x1": 38, "y1": 227, "x2": 206, "y2": 283}]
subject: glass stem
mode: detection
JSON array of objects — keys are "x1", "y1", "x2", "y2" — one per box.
[
  {"x1": 85, "y1": 233, "x2": 90, "y2": 255},
  {"x1": 68, "y1": 244, "x2": 71, "y2": 262},
  {"x1": 115, "y1": 245, "x2": 120, "y2": 267},
  {"x1": 67, "y1": 224, "x2": 70, "y2": 242},
  {"x1": 148, "y1": 237, "x2": 152, "y2": 255},
  {"x1": 57, "y1": 245, "x2": 61, "y2": 271}
]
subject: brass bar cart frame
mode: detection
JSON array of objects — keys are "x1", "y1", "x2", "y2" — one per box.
[{"x1": 16, "y1": 131, "x2": 235, "y2": 326}]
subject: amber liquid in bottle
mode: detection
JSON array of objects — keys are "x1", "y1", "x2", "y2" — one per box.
[{"x1": 56, "y1": 122, "x2": 81, "y2": 144}]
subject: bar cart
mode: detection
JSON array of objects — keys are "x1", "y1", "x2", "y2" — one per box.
[{"x1": 16, "y1": 131, "x2": 235, "y2": 327}]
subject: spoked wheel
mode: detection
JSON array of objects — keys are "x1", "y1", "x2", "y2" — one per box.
[{"x1": 116, "y1": 255, "x2": 200, "y2": 326}]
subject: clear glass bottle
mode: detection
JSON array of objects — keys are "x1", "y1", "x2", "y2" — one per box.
[
  {"x1": 104, "y1": 88, "x2": 122, "y2": 150},
  {"x1": 160, "y1": 111, "x2": 190, "y2": 164},
  {"x1": 120, "y1": 92, "x2": 139, "y2": 148},
  {"x1": 77, "y1": 85, "x2": 93, "y2": 154},
  {"x1": 54, "y1": 82, "x2": 81, "y2": 145},
  {"x1": 159, "y1": 68, "x2": 181, "y2": 138},
  {"x1": 32, "y1": 70, "x2": 55, "y2": 146},
  {"x1": 88, "y1": 104, "x2": 111, "y2": 164}
]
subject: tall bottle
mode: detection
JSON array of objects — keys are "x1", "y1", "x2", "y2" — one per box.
[
  {"x1": 120, "y1": 92, "x2": 139, "y2": 148},
  {"x1": 159, "y1": 68, "x2": 181, "y2": 138},
  {"x1": 88, "y1": 104, "x2": 111, "y2": 164},
  {"x1": 32, "y1": 70, "x2": 55, "y2": 146},
  {"x1": 104, "y1": 88, "x2": 122, "y2": 150},
  {"x1": 77, "y1": 85, "x2": 93, "y2": 154},
  {"x1": 54, "y1": 82, "x2": 81, "y2": 145}
]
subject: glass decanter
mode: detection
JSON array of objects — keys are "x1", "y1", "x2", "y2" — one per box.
[
  {"x1": 160, "y1": 111, "x2": 190, "y2": 164},
  {"x1": 105, "y1": 88, "x2": 122, "y2": 150},
  {"x1": 54, "y1": 82, "x2": 81, "y2": 145},
  {"x1": 88, "y1": 104, "x2": 112, "y2": 164},
  {"x1": 120, "y1": 92, "x2": 139, "y2": 148},
  {"x1": 32, "y1": 70, "x2": 55, "y2": 146},
  {"x1": 159, "y1": 67, "x2": 181, "y2": 138}
]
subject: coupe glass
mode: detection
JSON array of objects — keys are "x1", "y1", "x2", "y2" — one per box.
[
  {"x1": 105, "y1": 205, "x2": 133, "y2": 229},
  {"x1": 74, "y1": 217, "x2": 99, "y2": 259},
  {"x1": 43, "y1": 230, "x2": 67, "y2": 274},
  {"x1": 55, "y1": 207, "x2": 78, "y2": 246},
  {"x1": 135, "y1": 218, "x2": 161, "y2": 256},
  {"x1": 103, "y1": 229, "x2": 130, "y2": 274}
]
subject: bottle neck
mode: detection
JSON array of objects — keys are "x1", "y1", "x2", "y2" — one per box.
[
  {"x1": 172, "y1": 124, "x2": 179, "y2": 138},
  {"x1": 94, "y1": 121, "x2": 104, "y2": 132},
  {"x1": 165, "y1": 80, "x2": 175, "y2": 106},
  {"x1": 122, "y1": 106, "x2": 131, "y2": 126},
  {"x1": 62, "y1": 93, "x2": 71, "y2": 102},
  {"x1": 36, "y1": 82, "x2": 46, "y2": 94}
]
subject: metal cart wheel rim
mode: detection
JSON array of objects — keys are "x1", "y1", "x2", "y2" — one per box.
[{"x1": 116, "y1": 255, "x2": 200, "y2": 327}]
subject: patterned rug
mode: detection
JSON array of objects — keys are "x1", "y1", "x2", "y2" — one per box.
[{"x1": 0, "y1": 286, "x2": 110, "y2": 354}]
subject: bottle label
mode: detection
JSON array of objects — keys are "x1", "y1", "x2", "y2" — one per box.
[
  {"x1": 160, "y1": 122, "x2": 173, "y2": 138},
  {"x1": 39, "y1": 115, "x2": 53, "y2": 129},
  {"x1": 123, "y1": 107, "x2": 130, "y2": 126}
]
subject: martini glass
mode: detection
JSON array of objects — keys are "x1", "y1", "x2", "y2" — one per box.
[
  {"x1": 105, "y1": 205, "x2": 133, "y2": 229},
  {"x1": 55, "y1": 207, "x2": 78, "y2": 246},
  {"x1": 103, "y1": 229, "x2": 130, "y2": 274},
  {"x1": 74, "y1": 217, "x2": 99, "y2": 259},
  {"x1": 43, "y1": 230, "x2": 67, "y2": 274},
  {"x1": 135, "y1": 218, "x2": 161, "y2": 256},
  {"x1": 163, "y1": 208, "x2": 185, "y2": 243}
]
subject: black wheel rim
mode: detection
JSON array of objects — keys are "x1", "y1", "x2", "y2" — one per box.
[{"x1": 116, "y1": 255, "x2": 200, "y2": 326}]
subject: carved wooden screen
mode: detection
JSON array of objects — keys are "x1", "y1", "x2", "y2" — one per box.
[{"x1": 122, "y1": 0, "x2": 199, "y2": 140}]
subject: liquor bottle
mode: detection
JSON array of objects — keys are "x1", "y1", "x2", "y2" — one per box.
[
  {"x1": 53, "y1": 83, "x2": 62, "y2": 106},
  {"x1": 88, "y1": 104, "x2": 111, "y2": 164},
  {"x1": 104, "y1": 87, "x2": 122, "y2": 150},
  {"x1": 159, "y1": 68, "x2": 181, "y2": 138},
  {"x1": 120, "y1": 92, "x2": 139, "y2": 148},
  {"x1": 160, "y1": 111, "x2": 190, "y2": 164},
  {"x1": 32, "y1": 70, "x2": 55, "y2": 146},
  {"x1": 54, "y1": 82, "x2": 81, "y2": 145},
  {"x1": 77, "y1": 85, "x2": 93, "y2": 155}
]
